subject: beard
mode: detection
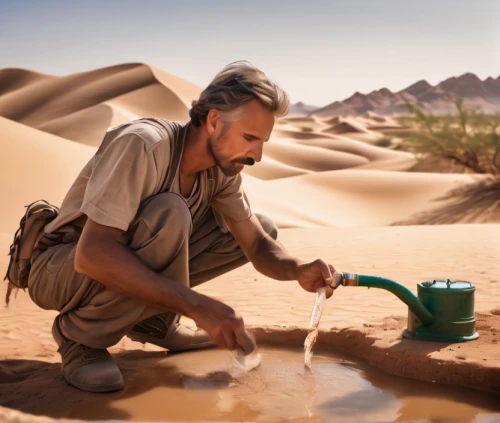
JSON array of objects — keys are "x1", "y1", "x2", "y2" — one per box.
[
  {"x1": 208, "y1": 134, "x2": 253, "y2": 177},
  {"x1": 217, "y1": 159, "x2": 244, "y2": 177},
  {"x1": 216, "y1": 156, "x2": 246, "y2": 177}
]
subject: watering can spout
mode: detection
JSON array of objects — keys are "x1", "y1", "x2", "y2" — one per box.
[{"x1": 334, "y1": 272, "x2": 435, "y2": 325}]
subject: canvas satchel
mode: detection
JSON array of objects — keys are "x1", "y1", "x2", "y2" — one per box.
[{"x1": 3, "y1": 200, "x2": 59, "y2": 304}]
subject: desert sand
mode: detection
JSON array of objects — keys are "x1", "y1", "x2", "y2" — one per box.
[{"x1": 0, "y1": 63, "x2": 499, "y2": 422}]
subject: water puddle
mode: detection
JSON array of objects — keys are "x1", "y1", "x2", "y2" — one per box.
[{"x1": 69, "y1": 346, "x2": 500, "y2": 422}]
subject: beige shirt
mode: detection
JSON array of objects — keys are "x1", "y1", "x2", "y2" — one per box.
[{"x1": 45, "y1": 118, "x2": 252, "y2": 235}]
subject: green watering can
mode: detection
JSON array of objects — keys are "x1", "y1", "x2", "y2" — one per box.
[{"x1": 334, "y1": 272, "x2": 479, "y2": 342}]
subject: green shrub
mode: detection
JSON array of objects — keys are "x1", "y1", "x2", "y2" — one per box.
[
  {"x1": 375, "y1": 137, "x2": 392, "y2": 147},
  {"x1": 301, "y1": 126, "x2": 314, "y2": 132},
  {"x1": 398, "y1": 98, "x2": 500, "y2": 179}
]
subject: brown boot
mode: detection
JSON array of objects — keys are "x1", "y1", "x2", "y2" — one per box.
[
  {"x1": 58, "y1": 340, "x2": 125, "y2": 392},
  {"x1": 53, "y1": 318, "x2": 124, "y2": 393},
  {"x1": 127, "y1": 312, "x2": 216, "y2": 352}
]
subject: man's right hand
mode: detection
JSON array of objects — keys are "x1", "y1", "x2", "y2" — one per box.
[{"x1": 190, "y1": 296, "x2": 256, "y2": 355}]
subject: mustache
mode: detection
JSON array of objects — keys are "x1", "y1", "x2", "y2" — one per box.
[{"x1": 236, "y1": 158, "x2": 255, "y2": 166}]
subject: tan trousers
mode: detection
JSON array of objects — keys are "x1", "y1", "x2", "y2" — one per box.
[{"x1": 28, "y1": 193, "x2": 277, "y2": 350}]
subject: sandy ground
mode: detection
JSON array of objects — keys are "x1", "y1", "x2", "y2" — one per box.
[
  {"x1": 0, "y1": 64, "x2": 499, "y2": 422},
  {"x1": 1, "y1": 225, "x2": 499, "y2": 422}
]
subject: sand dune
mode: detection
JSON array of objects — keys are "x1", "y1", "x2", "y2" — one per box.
[
  {"x1": 318, "y1": 115, "x2": 340, "y2": 125},
  {"x1": 286, "y1": 134, "x2": 413, "y2": 162},
  {"x1": 36, "y1": 103, "x2": 118, "y2": 146},
  {"x1": 359, "y1": 111, "x2": 403, "y2": 128},
  {"x1": 240, "y1": 156, "x2": 311, "y2": 180},
  {"x1": 352, "y1": 156, "x2": 419, "y2": 171},
  {"x1": 276, "y1": 116, "x2": 329, "y2": 132},
  {"x1": 243, "y1": 170, "x2": 479, "y2": 227},
  {"x1": 279, "y1": 114, "x2": 398, "y2": 142},
  {"x1": 266, "y1": 135, "x2": 417, "y2": 174},
  {"x1": 272, "y1": 126, "x2": 332, "y2": 140},
  {"x1": 0, "y1": 116, "x2": 96, "y2": 234},
  {"x1": 313, "y1": 114, "x2": 403, "y2": 143},
  {"x1": 258, "y1": 139, "x2": 370, "y2": 171},
  {"x1": 269, "y1": 119, "x2": 415, "y2": 172},
  {"x1": 0, "y1": 63, "x2": 202, "y2": 145},
  {"x1": 322, "y1": 119, "x2": 372, "y2": 135},
  {"x1": 0, "y1": 68, "x2": 55, "y2": 96}
]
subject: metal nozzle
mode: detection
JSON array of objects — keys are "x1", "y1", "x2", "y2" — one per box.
[{"x1": 336, "y1": 272, "x2": 359, "y2": 286}]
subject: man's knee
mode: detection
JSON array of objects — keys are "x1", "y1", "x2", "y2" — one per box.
[
  {"x1": 255, "y1": 213, "x2": 278, "y2": 240},
  {"x1": 132, "y1": 193, "x2": 192, "y2": 237}
]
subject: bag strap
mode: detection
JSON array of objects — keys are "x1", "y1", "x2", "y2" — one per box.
[{"x1": 163, "y1": 124, "x2": 185, "y2": 192}]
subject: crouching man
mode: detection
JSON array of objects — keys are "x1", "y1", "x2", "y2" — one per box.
[{"x1": 15, "y1": 61, "x2": 338, "y2": 393}]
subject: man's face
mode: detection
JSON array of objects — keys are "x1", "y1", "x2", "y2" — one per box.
[{"x1": 208, "y1": 98, "x2": 275, "y2": 177}]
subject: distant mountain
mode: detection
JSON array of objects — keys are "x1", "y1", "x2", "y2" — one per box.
[
  {"x1": 287, "y1": 101, "x2": 320, "y2": 116},
  {"x1": 298, "y1": 73, "x2": 500, "y2": 117}
]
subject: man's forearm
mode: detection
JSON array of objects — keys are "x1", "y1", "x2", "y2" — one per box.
[
  {"x1": 250, "y1": 236, "x2": 305, "y2": 280},
  {"x1": 74, "y1": 238, "x2": 204, "y2": 319}
]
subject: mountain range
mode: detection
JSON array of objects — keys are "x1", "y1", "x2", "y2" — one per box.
[{"x1": 289, "y1": 73, "x2": 500, "y2": 117}]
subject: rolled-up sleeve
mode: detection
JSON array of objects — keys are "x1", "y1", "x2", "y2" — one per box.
[{"x1": 80, "y1": 133, "x2": 158, "y2": 231}]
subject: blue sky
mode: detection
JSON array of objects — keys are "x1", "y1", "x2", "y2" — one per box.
[{"x1": 0, "y1": 0, "x2": 498, "y2": 105}]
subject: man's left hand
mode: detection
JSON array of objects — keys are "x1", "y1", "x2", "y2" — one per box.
[{"x1": 296, "y1": 259, "x2": 340, "y2": 299}]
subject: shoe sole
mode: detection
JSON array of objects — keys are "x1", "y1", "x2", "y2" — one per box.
[
  {"x1": 66, "y1": 377, "x2": 125, "y2": 393},
  {"x1": 127, "y1": 332, "x2": 217, "y2": 352}
]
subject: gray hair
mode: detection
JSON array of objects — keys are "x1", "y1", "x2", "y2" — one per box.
[{"x1": 189, "y1": 61, "x2": 289, "y2": 127}]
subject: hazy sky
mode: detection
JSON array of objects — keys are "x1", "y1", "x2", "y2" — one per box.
[{"x1": 1, "y1": 0, "x2": 498, "y2": 106}]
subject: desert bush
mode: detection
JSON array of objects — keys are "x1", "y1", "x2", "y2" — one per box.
[
  {"x1": 397, "y1": 98, "x2": 500, "y2": 179},
  {"x1": 301, "y1": 126, "x2": 314, "y2": 132},
  {"x1": 375, "y1": 137, "x2": 392, "y2": 147}
]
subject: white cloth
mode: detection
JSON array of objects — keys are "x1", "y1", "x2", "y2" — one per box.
[{"x1": 232, "y1": 347, "x2": 262, "y2": 371}]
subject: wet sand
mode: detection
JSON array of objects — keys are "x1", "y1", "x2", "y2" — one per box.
[{"x1": 52, "y1": 347, "x2": 500, "y2": 422}]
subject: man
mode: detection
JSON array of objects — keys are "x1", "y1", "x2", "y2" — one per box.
[{"x1": 25, "y1": 61, "x2": 339, "y2": 393}]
